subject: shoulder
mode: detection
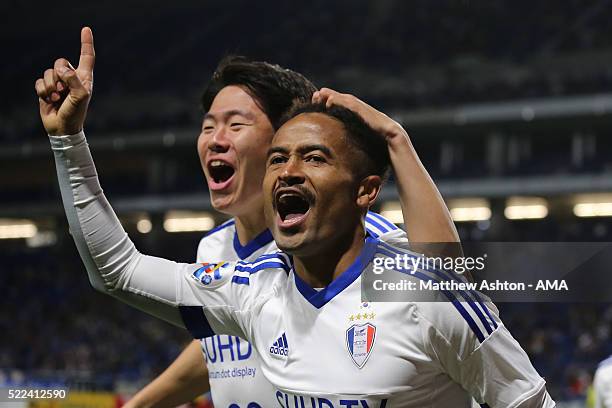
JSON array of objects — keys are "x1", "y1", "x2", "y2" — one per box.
[
  {"x1": 203, "y1": 219, "x2": 236, "y2": 240},
  {"x1": 414, "y1": 297, "x2": 501, "y2": 357},
  {"x1": 365, "y1": 211, "x2": 404, "y2": 238},
  {"x1": 372, "y1": 239, "x2": 501, "y2": 350},
  {"x1": 231, "y1": 252, "x2": 292, "y2": 286},
  {"x1": 188, "y1": 253, "x2": 290, "y2": 294},
  {"x1": 196, "y1": 219, "x2": 236, "y2": 258}
]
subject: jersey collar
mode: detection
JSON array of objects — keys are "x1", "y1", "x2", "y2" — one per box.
[
  {"x1": 233, "y1": 228, "x2": 274, "y2": 260},
  {"x1": 292, "y1": 235, "x2": 379, "y2": 309}
]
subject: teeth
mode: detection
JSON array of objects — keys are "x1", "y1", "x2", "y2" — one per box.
[
  {"x1": 210, "y1": 160, "x2": 227, "y2": 167},
  {"x1": 279, "y1": 193, "x2": 301, "y2": 202}
]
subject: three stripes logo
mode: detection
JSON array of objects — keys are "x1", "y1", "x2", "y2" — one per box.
[{"x1": 269, "y1": 333, "x2": 289, "y2": 358}]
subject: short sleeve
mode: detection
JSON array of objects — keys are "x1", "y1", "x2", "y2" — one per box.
[
  {"x1": 417, "y1": 301, "x2": 555, "y2": 407},
  {"x1": 177, "y1": 260, "x2": 256, "y2": 341}
]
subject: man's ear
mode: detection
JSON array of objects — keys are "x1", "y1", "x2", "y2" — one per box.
[{"x1": 356, "y1": 175, "x2": 382, "y2": 209}]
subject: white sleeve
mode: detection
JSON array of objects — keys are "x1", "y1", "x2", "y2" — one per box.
[
  {"x1": 48, "y1": 131, "x2": 251, "y2": 339},
  {"x1": 418, "y1": 301, "x2": 555, "y2": 408}
]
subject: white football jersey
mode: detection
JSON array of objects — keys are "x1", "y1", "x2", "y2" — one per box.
[
  {"x1": 194, "y1": 212, "x2": 404, "y2": 408},
  {"x1": 594, "y1": 356, "x2": 612, "y2": 408},
  {"x1": 180, "y1": 235, "x2": 554, "y2": 408}
]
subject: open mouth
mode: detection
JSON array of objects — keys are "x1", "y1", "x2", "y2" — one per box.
[
  {"x1": 207, "y1": 160, "x2": 235, "y2": 190},
  {"x1": 275, "y1": 189, "x2": 312, "y2": 228}
]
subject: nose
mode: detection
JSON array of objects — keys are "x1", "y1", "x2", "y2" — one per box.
[
  {"x1": 207, "y1": 126, "x2": 230, "y2": 153},
  {"x1": 279, "y1": 157, "x2": 305, "y2": 186}
]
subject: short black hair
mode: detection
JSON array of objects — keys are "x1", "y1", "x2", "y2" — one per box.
[
  {"x1": 201, "y1": 56, "x2": 317, "y2": 130},
  {"x1": 281, "y1": 103, "x2": 391, "y2": 180}
]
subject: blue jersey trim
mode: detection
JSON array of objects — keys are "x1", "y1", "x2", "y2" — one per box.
[
  {"x1": 367, "y1": 211, "x2": 399, "y2": 231},
  {"x1": 377, "y1": 240, "x2": 498, "y2": 331},
  {"x1": 233, "y1": 228, "x2": 274, "y2": 260},
  {"x1": 376, "y1": 246, "x2": 495, "y2": 335},
  {"x1": 375, "y1": 243, "x2": 495, "y2": 342},
  {"x1": 204, "y1": 219, "x2": 235, "y2": 238},
  {"x1": 179, "y1": 306, "x2": 215, "y2": 339},
  {"x1": 293, "y1": 236, "x2": 379, "y2": 309},
  {"x1": 365, "y1": 215, "x2": 388, "y2": 235},
  {"x1": 231, "y1": 254, "x2": 291, "y2": 285},
  {"x1": 231, "y1": 276, "x2": 250, "y2": 285},
  {"x1": 409, "y1": 269, "x2": 486, "y2": 343},
  {"x1": 235, "y1": 261, "x2": 290, "y2": 274}
]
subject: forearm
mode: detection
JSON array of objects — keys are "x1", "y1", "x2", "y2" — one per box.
[
  {"x1": 49, "y1": 131, "x2": 186, "y2": 326},
  {"x1": 388, "y1": 134, "x2": 459, "y2": 244},
  {"x1": 126, "y1": 340, "x2": 210, "y2": 408}
]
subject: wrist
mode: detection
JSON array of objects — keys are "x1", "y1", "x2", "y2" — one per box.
[
  {"x1": 381, "y1": 121, "x2": 410, "y2": 145},
  {"x1": 386, "y1": 129, "x2": 413, "y2": 152},
  {"x1": 55, "y1": 120, "x2": 84, "y2": 136}
]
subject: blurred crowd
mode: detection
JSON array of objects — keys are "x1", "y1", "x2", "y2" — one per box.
[
  {"x1": 4, "y1": 0, "x2": 612, "y2": 141},
  {"x1": 0, "y1": 247, "x2": 190, "y2": 390}
]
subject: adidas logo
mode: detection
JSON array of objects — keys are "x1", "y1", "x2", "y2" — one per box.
[{"x1": 269, "y1": 333, "x2": 289, "y2": 357}]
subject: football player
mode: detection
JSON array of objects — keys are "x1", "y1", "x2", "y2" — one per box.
[
  {"x1": 36, "y1": 28, "x2": 460, "y2": 407},
  {"x1": 43, "y1": 81, "x2": 555, "y2": 404}
]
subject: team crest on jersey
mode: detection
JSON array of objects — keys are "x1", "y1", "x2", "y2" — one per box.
[
  {"x1": 192, "y1": 262, "x2": 228, "y2": 285},
  {"x1": 346, "y1": 323, "x2": 376, "y2": 368}
]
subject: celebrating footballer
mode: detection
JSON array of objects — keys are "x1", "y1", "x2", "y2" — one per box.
[{"x1": 35, "y1": 28, "x2": 554, "y2": 407}]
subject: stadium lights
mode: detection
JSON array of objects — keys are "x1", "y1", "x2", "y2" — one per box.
[
  {"x1": 0, "y1": 219, "x2": 38, "y2": 239},
  {"x1": 163, "y1": 211, "x2": 215, "y2": 232},
  {"x1": 137, "y1": 217, "x2": 153, "y2": 234},
  {"x1": 574, "y1": 203, "x2": 612, "y2": 217},
  {"x1": 573, "y1": 194, "x2": 612, "y2": 217},
  {"x1": 448, "y1": 198, "x2": 491, "y2": 222},
  {"x1": 380, "y1": 201, "x2": 403, "y2": 224},
  {"x1": 26, "y1": 231, "x2": 57, "y2": 248},
  {"x1": 504, "y1": 197, "x2": 548, "y2": 220}
]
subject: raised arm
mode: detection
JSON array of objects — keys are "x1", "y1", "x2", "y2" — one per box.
[
  {"x1": 312, "y1": 88, "x2": 459, "y2": 244},
  {"x1": 33, "y1": 28, "x2": 247, "y2": 333},
  {"x1": 48, "y1": 129, "x2": 190, "y2": 325},
  {"x1": 35, "y1": 29, "x2": 218, "y2": 408},
  {"x1": 34, "y1": 28, "x2": 183, "y2": 325}
]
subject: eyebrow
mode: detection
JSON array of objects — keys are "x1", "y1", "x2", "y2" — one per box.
[
  {"x1": 203, "y1": 109, "x2": 256, "y2": 122},
  {"x1": 267, "y1": 144, "x2": 333, "y2": 158}
]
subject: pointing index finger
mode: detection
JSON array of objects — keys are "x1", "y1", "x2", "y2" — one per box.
[{"x1": 78, "y1": 26, "x2": 95, "y2": 76}]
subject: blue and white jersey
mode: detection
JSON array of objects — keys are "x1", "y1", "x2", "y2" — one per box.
[
  {"x1": 195, "y1": 212, "x2": 404, "y2": 408},
  {"x1": 196, "y1": 220, "x2": 277, "y2": 408},
  {"x1": 181, "y1": 235, "x2": 554, "y2": 408},
  {"x1": 594, "y1": 356, "x2": 612, "y2": 408}
]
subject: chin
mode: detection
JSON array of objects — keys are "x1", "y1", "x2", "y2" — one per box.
[
  {"x1": 274, "y1": 234, "x2": 304, "y2": 254},
  {"x1": 210, "y1": 193, "x2": 236, "y2": 213},
  {"x1": 276, "y1": 233, "x2": 319, "y2": 257}
]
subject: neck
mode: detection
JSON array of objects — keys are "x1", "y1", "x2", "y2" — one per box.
[
  {"x1": 293, "y1": 225, "x2": 366, "y2": 288},
  {"x1": 234, "y1": 211, "x2": 268, "y2": 246}
]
